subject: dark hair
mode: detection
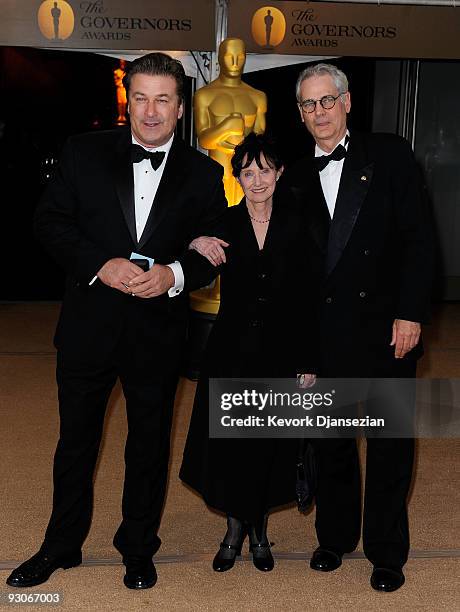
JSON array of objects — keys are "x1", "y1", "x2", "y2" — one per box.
[
  {"x1": 123, "y1": 52, "x2": 186, "y2": 100},
  {"x1": 231, "y1": 133, "x2": 283, "y2": 177}
]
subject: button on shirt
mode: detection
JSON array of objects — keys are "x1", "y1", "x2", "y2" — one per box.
[{"x1": 315, "y1": 132, "x2": 349, "y2": 219}]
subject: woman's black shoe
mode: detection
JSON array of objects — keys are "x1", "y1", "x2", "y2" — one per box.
[
  {"x1": 212, "y1": 516, "x2": 247, "y2": 572},
  {"x1": 212, "y1": 542, "x2": 243, "y2": 572},
  {"x1": 248, "y1": 514, "x2": 274, "y2": 571},
  {"x1": 250, "y1": 542, "x2": 274, "y2": 572}
]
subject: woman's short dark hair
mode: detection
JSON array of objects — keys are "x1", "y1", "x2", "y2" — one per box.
[
  {"x1": 231, "y1": 133, "x2": 283, "y2": 177},
  {"x1": 123, "y1": 52, "x2": 186, "y2": 101}
]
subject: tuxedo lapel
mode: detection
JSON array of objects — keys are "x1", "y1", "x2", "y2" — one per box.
[
  {"x1": 306, "y1": 166, "x2": 331, "y2": 254},
  {"x1": 326, "y1": 133, "x2": 374, "y2": 275},
  {"x1": 137, "y1": 136, "x2": 188, "y2": 250},
  {"x1": 114, "y1": 129, "x2": 137, "y2": 246}
]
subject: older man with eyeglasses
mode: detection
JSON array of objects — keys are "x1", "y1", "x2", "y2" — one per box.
[{"x1": 282, "y1": 63, "x2": 434, "y2": 592}]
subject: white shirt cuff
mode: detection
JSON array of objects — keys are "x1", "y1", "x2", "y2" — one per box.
[{"x1": 167, "y1": 261, "x2": 184, "y2": 297}]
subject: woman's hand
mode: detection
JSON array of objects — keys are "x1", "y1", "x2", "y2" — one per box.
[
  {"x1": 189, "y1": 236, "x2": 229, "y2": 266},
  {"x1": 297, "y1": 373, "x2": 317, "y2": 389}
]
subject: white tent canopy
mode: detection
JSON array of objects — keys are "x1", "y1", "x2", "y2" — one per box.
[{"x1": 98, "y1": 49, "x2": 331, "y2": 79}]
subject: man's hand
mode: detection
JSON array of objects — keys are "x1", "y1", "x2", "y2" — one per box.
[
  {"x1": 129, "y1": 264, "x2": 174, "y2": 298},
  {"x1": 97, "y1": 258, "x2": 146, "y2": 294},
  {"x1": 189, "y1": 236, "x2": 229, "y2": 266},
  {"x1": 390, "y1": 319, "x2": 421, "y2": 358}
]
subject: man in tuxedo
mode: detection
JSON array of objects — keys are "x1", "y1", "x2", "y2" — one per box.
[
  {"x1": 7, "y1": 53, "x2": 226, "y2": 590},
  {"x1": 283, "y1": 63, "x2": 434, "y2": 592}
]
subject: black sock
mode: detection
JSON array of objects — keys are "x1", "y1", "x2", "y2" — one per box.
[
  {"x1": 249, "y1": 514, "x2": 269, "y2": 546},
  {"x1": 222, "y1": 516, "x2": 245, "y2": 547}
]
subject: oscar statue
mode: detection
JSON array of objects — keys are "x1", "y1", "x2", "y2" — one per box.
[
  {"x1": 194, "y1": 38, "x2": 267, "y2": 207},
  {"x1": 113, "y1": 59, "x2": 128, "y2": 125}
]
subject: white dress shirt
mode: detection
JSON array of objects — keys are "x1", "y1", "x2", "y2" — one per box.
[
  {"x1": 131, "y1": 134, "x2": 184, "y2": 297},
  {"x1": 315, "y1": 131, "x2": 349, "y2": 219},
  {"x1": 132, "y1": 134, "x2": 171, "y2": 240}
]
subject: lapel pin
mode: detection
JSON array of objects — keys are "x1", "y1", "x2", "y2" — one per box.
[{"x1": 361, "y1": 175, "x2": 367, "y2": 181}]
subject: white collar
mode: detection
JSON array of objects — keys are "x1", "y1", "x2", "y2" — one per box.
[{"x1": 315, "y1": 130, "x2": 349, "y2": 158}]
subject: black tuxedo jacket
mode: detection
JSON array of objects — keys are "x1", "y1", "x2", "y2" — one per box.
[
  {"x1": 34, "y1": 128, "x2": 227, "y2": 367},
  {"x1": 282, "y1": 131, "x2": 435, "y2": 376}
]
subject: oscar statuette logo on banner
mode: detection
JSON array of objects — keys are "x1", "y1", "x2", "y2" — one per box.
[
  {"x1": 251, "y1": 6, "x2": 286, "y2": 49},
  {"x1": 38, "y1": 0, "x2": 75, "y2": 41}
]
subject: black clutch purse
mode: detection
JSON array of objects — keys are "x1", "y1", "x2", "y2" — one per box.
[{"x1": 296, "y1": 439, "x2": 317, "y2": 512}]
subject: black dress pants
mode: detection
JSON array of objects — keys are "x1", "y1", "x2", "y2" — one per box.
[
  {"x1": 41, "y1": 333, "x2": 180, "y2": 559},
  {"x1": 312, "y1": 436, "x2": 414, "y2": 568},
  {"x1": 311, "y1": 359, "x2": 416, "y2": 568}
]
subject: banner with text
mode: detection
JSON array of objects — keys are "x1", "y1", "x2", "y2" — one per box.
[
  {"x1": 0, "y1": 0, "x2": 215, "y2": 51},
  {"x1": 228, "y1": 1, "x2": 460, "y2": 60}
]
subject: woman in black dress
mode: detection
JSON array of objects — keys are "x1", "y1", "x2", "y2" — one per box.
[{"x1": 180, "y1": 134, "x2": 317, "y2": 572}]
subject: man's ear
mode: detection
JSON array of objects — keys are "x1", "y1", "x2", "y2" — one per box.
[{"x1": 297, "y1": 104, "x2": 304, "y2": 123}]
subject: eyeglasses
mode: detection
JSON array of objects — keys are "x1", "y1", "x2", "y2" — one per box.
[{"x1": 299, "y1": 93, "x2": 347, "y2": 114}]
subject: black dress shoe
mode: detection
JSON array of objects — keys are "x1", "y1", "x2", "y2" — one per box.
[
  {"x1": 6, "y1": 550, "x2": 82, "y2": 588},
  {"x1": 310, "y1": 547, "x2": 343, "y2": 572},
  {"x1": 212, "y1": 542, "x2": 242, "y2": 572},
  {"x1": 123, "y1": 557, "x2": 157, "y2": 589},
  {"x1": 250, "y1": 543, "x2": 274, "y2": 572},
  {"x1": 370, "y1": 567, "x2": 405, "y2": 592}
]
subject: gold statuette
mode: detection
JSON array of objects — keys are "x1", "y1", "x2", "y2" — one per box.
[{"x1": 194, "y1": 38, "x2": 267, "y2": 207}]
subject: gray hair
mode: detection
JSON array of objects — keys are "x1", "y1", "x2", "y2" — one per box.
[{"x1": 295, "y1": 63, "x2": 349, "y2": 102}]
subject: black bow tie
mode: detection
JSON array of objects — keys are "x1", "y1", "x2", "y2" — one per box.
[
  {"x1": 131, "y1": 144, "x2": 165, "y2": 170},
  {"x1": 315, "y1": 143, "x2": 347, "y2": 172}
]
